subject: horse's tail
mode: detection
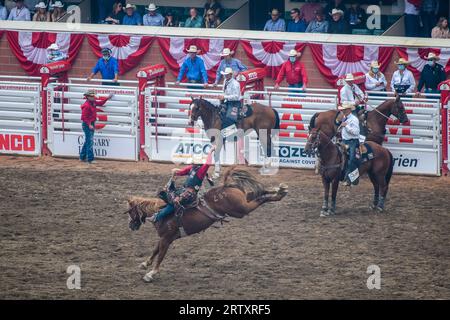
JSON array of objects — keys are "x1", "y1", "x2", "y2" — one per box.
[
  {"x1": 273, "y1": 109, "x2": 280, "y2": 130},
  {"x1": 385, "y1": 150, "x2": 394, "y2": 185},
  {"x1": 309, "y1": 112, "x2": 318, "y2": 132}
]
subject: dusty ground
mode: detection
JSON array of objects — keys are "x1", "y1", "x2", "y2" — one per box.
[{"x1": 0, "y1": 155, "x2": 449, "y2": 300}]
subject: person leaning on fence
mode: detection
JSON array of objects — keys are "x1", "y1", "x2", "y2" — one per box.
[
  {"x1": 263, "y1": 8, "x2": 285, "y2": 32},
  {"x1": 87, "y1": 48, "x2": 119, "y2": 86},
  {"x1": 390, "y1": 58, "x2": 415, "y2": 95},
  {"x1": 274, "y1": 49, "x2": 308, "y2": 92},
  {"x1": 365, "y1": 61, "x2": 387, "y2": 92},
  {"x1": 79, "y1": 90, "x2": 114, "y2": 164},
  {"x1": 46, "y1": 43, "x2": 67, "y2": 63},
  {"x1": 214, "y1": 48, "x2": 247, "y2": 87},
  {"x1": 176, "y1": 45, "x2": 208, "y2": 88},
  {"x1": 417, "y1": 52, "x2": 446, "y2": 95},
  {"x1": 338, "y1": 102, "x2": 360, "y2": 187},
  {"x1": 218, "y1": 67, "x2": 242, "y2": 128}
]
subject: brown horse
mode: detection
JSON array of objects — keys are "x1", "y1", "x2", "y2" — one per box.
[
  {"x1": 125, "y1": 167, "x2": 288, "y2": 282},
  {"x1": 309, "y1": 96, "x2": 409, "y2": 144},
  {"x1": 188, "y1": 98, "x2": 280, "y2": 176},
  {"x1": 305, "y1": 128, "x2": 394, "y2": 216}
]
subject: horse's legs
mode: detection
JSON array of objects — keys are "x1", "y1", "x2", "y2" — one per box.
[
  {"x1": 375, "y1": 174, "x2": 389, "y2": 212},
  {"x1": 329, "y1": 177, "x2": 339, "y2": 215},
  {"x1": 321, "y1": 176, "x2": 329, "y2": 216},
  {"x1": 140, "y1": 241, "x2": 160, "y2": 270},
  {"x1": 231, "y1": 188, "x2": 288, "y2": 219},
  {"x1": 143, "y1": 235, "x2": 175, "y2": 282},
  {"x1": 213, "y1": 138, "x2": 223, "y2": 178},
  {"x1": 368, "y1": 172, "x2": 380, "y2": 210}
]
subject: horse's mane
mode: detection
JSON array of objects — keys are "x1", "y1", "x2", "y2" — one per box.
[
  {"x1": 194, "y1": 98, "x2": 217, "y2": 111},
  {"x1": 222, "y1": 166, "x2": 266, "y2": 199},
  {"x1": 126, "y1": 196, "x2": 165, "y2": 216}
]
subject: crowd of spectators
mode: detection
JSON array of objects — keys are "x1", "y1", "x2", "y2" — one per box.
[{"x1": 0, "y1": 0, "x2": 66, "y2": 22}]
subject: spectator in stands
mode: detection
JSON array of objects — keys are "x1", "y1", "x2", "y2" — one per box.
[
  {"x1": 0, "y1": 0, "x2": 8, "y2": 20},
  {"x1": 176, "y1": 45, "x2": 208, "y2": 87},
  {"x1": 143, "y1": 3, "x2": 164, "y2": 27},
  {"x1": 348, "y1": 1, "x2": 366, "y2": 30},
  {"x1": 46, "y1": 43, "x2": 66, "y2": 63},
  {"x1": 104, "y1": 1, "x2": 124, "y2": 25},
  {"x1": 390, "y1": 58, "x2": 415, "y2": 95},
  {"x1": 328, "y1": 8, "x2": 350, "y2": 34},
  {"x1": 214, "y1": 48, "x2": 247, "y2": 86},
  {"x1": 431, "y1": 17, "x2": 450, "y2": 38},
  {"x1": 305, "y1": 10, "x2": 329, "y2": 33},
  {"x1": 50, "y1": 1, "x2": 65, "y2": 22},
  {"x1": 98, "y1": 0, "x2": 116, "y2": 23},
  {"x1": 274, "y1": 49, "x2": 308, "y2": 92},
  {"x1": 287, "y1": 8, "x2": 308, "y2": 33},
  {"x1": 404, "y1": 0, "x2": 421, "y2": 37},
  {"x1": 87, "y1": 48, "x2": 120, "y2": 86},
  {"x1": 365, "y1": 61, "x2": 387, "y2": 92},
  {"x1": 204, "y1": 9, "x2": 221, "y2": 28},
  {"x1": 263, "y1": 8, "x2": 285, "y2": 32},
  {"x1": 421, "y1": 0, "x2": 439, "y2": 37},
  {"x1": 80, "y1": 89, "x2": 114, "y2": 164},
  {"x1": 324, "y1": 0, "x2": 347, "y2": 20},
  {"x1": 417, "y1": 53, "x2": 446, "y2": 94},
  {"x1": 184, "y1": 7, "x2": 202, "y2": 28},
  {"x1": 164, "y1": 11, "x2": 177, "y2": 27},
  {"x1": 300, "y1": 0, "x2": 324, "y2": 24},
  {"x1": 32, "y1": 1, "x2": 50, "y2": 21},
  {"x1": 8, "y1": 0, "x2": 31, "y2": 21},
  {"x1": 203, "y1": 0, "x2": 222, "y2": 20},
  {"x1": 122, "y1": 3, "x2": 141, "y2": 26}
]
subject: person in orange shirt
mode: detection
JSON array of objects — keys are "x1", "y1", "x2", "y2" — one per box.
[{"x1": 274, "y1": 49, "x2": 308, "y2": 93}]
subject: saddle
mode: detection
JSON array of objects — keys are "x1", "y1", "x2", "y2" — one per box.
[
  {"x1": 337, "y1": 142, "x2": 375, "y2": 181},
  {"x1": 219, "y1": 103, "x2": 253, "y2": 126}
]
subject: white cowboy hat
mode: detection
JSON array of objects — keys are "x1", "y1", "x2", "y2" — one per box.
[
  {"x1": 331, "y1": 8, "x2": 344, "y2": 16},
  {"x1": 369, "y1": 60, "x2": 381, "y2": 68},
  {"x1": 52, "y1": 1, "x2": 64, "y2": 8},
  {"x1": 84, "y1": 89, "x2": 96, "y2": 97},
  {"x1": 35, "y1": 1, "x2": 46, "y2": 9},
  {"x1": 425, "y1": 52, "x2": 440, "y2": 61},
  {"x1": 146, "y1": 3, "x2": 157, "y2": 11},
  {"x1": 288, "y1": 49, "x2": 301, "y2": 57},
  {"x1": 220, "y1": 67, "x2": 233, "y2": 76},
  {"x1": 395, "y1": 58, "x2": 410, "y2": 65},
  {"x1": 123, "y1": 4, "x2": 136, "y2": 10},
  {"x1": 220, "y1": 48, "x2": 234, "y2": 57},
  {"x1": 344, "y1": 73, "x2": 355, "y2": 81},
  {"x1": 47, "y1": 43, "x2": 59, "y2": 51},
  {"x1": 186, "y1": 45, "x2": 200, "y2": 53},
  {"x1": 338, "y1": 102, "x2": 355, "y2": 110}
]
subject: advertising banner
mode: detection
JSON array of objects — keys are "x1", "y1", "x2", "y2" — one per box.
[{"x1": 0, "y1": 131, "x2": 40, "y2": 156}]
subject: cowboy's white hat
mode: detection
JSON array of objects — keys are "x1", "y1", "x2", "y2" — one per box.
[
  {"x1": 146, "y1": 3, "x2": 157, "y2": 11},
  {"x1": 52, "y1": 1, "x2": 64, "y2": 8},
  {"x1": 186, "y1": 45, "x2": 200, "y2": 53},
  {"x1": 344, "y1": 73, "x2": 355, "y2": 81},
  {"x1": 84, "y1": 89, "x2": 96, "y2": 97},
  {"x1": 47, "y1": 43, "x2": 59, "y2": 51},
  {"x1": 35, "y1": 1, "x2": 46, "y2": 9},
  {"x1": 338, "y1": 102, "x2": 355, "y2": 110},
  {"x1": 220, "y1": 67, "x2": 233, "y2": 76},
  {"x1": 288, "y1": 49, "x2": 301, "y2": 57},
  {"x1": 123, "y1": 4, "x2": 136, "y2": 10},
  {"x1": 331, "y1": 8, "x2": 344, "y2": 16},
  {"x1": 395, "y1": 58, "x2": 410, "y2": 65},
  {"x1": 425, "y1": 52, "x2": 440, "y2": 61},
  {"x1": 220, "y1": 48, "x2": 234, "y2": 57}
]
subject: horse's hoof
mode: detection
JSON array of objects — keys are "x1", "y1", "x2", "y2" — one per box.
[
  {"x1": 143, "y1": 274, "x2": 153, "y2": 283},
  {"x1": 376, "y1": 206, "x2": 384, "y2": 213},
  {"x1": 369, "y1": 203, "x2": 377, "y2": 210},
  {"x1": 279, "y1": 183, "x2": 288, "y2": 191},
  {"x1": 327, "y1": 210, "x2": 336, "y2": 216},
  {"x1": 140, "y1": 262, "x2": 148, "y2": 270},
  {"x1": 320, "y1": 211, "x2": 329, "y2": 217}
]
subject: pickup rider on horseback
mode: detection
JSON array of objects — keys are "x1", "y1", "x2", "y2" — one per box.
[
  {"x1": 219, "y1": 67, "x2": 242, "y2": 129},
  {"x1": 149, "y1": 145, "x2": 216, "y2": 223},
  {"x1": 338, "y1": 102, "x2": 360, "y2": 186}
]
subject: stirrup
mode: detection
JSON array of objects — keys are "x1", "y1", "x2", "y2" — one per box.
[{"x1": 148, "y1": 214, "x2": 157, "y2": 223}]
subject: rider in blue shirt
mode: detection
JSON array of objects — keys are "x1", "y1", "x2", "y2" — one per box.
[
  {"x1": 176, "y1": 45, "x2": 208, "y2": 86},
  {"x1": 214, "y1": 48, "x2": 247, "y2": 86}
]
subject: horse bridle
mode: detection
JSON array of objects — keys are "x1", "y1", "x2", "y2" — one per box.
[{"x1": 190, "y1": 98, "x2": 219, "y2": 130}]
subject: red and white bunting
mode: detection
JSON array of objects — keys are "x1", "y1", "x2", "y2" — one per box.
[
  {"x1": 157, "y1": 37, "x2": 239, "y2": 81},
  {"x1": 396, "y1": 47, "x2": 450, "y2": 77},
  {"x1": 241, "y1": 40, "x2": 306, "y2": 79},
  {"x1": 309, "y1": 43, "x2": 394, "y2": 87},
  {"x1": 87, "y1": 34, "x2": 154, "y2": 75},
  {"x1": 6, "y1": 31, "x2": 84, "y2": 76}
]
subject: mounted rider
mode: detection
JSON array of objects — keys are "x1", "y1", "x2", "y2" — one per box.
[
  {"x1": 338, "y1": 102, "x2": 360, "y2": 186},
  {"x1": 219, "y1": 67, "x2": 242, "y2": 129},
  {"x1": 148, "y1": 145, "x2": 216, "y2": 223}
]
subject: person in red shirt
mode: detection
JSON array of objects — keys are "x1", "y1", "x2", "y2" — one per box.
[
  {"x1": 80, "y1": 89, "x2": 113, "y2": 163},
  {"x1": 149, "y1": 145, "x2": 216, "y2": 223},
  {"x1": 274, "y1": 49, "x2": 308, "y2": 93}
]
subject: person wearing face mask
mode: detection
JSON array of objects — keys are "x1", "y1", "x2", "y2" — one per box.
[
  {"x1": 274, "y1": 49, "x2": 308, "y2": 93},
  {"x1": 417, "y1": 53, "x2": 446, "y2": 95},
  {"x1": 176, "y1": 45, "x2": 208, "y2": 88},
  {"x1": 390, "y1": 58, "x2": 415, "y2": 95},
  {"x1": 365, "y1": 61, "x2": 387, "y2": 92},
  {"x1": 87, "y1": 48, "x2": 119, "y2": 86}
]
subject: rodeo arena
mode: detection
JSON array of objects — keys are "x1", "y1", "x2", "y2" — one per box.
[{"x1": 0, "y1": 0, "x2": 449, "y2": 305}]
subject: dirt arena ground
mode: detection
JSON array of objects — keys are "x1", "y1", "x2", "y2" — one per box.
[{"x1": 0, "y1": 155, "x2": 449, "y2": 300}]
